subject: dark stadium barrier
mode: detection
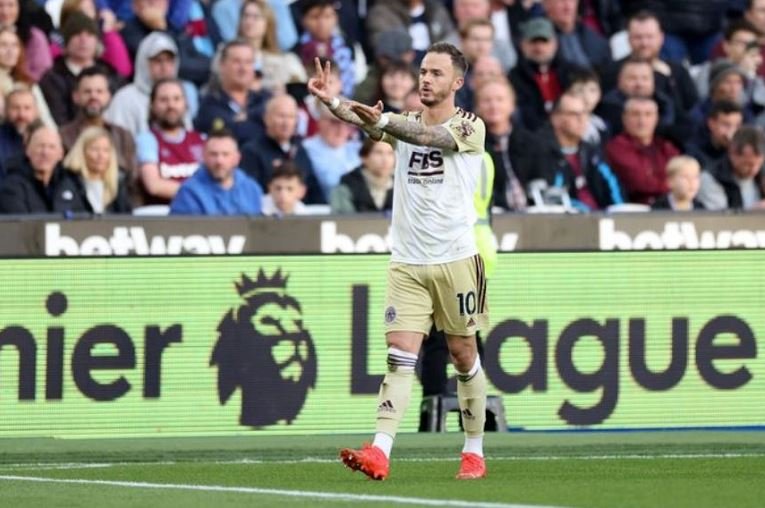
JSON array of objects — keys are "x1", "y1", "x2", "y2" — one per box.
[
  {"x1": 0, "y1": 211, "x2": 765, "y2": 256},
  {"x1": 0, "y1": 251, "x2": 762, "y2": 437}
]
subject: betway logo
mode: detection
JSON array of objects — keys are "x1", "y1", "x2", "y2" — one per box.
[
  {"x1": 320, "y1": 221, "x2": 519, "y2": 253},
  {"x1": 600, "y1": 219, "x2": 765, "y2": 250},
  {"x1": 45, "y1": 224, "x2": 246, "y2": 256}
]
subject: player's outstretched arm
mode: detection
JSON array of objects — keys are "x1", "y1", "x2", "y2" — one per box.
[
  {"x1": 350, "y1": 103, "x2": 458, "y2": 151},
  {"x1": 306, "y1": 57, "x2": 384, "y2": 139}
]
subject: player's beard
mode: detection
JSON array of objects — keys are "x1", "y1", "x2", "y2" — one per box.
[{"x1": 419, "y1": 87, "x2": 449, "y2": 107}]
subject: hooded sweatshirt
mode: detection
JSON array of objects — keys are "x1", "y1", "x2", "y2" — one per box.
[{"x1": 103, "y1": 32, "x2": 199, "y2": 137}]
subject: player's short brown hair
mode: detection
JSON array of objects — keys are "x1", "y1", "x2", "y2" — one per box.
[{"x1": 426, "y1": 42, "x2": 468, "y2": 76}]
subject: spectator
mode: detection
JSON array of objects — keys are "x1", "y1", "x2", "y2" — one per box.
[
  {"x1": 330, "y1": 137, "x2": 395, "y2": 214},
  {"x1": 60, "y1": 66, "x2": 137, "y2": 179},
  {"x1": 509, "y1": 17, "x2": 582, "y2": 131},
  {"x1": 214, "y1": 0, "x2": 298, "y2": 52},
  {"x1": 236, "y1": 0, "x2": 306, "y2": 93},
  {"x1": 576, "y1": 0, "x2": 622, "y2": 37},
  {"x1": 0, "y1": 0, "x2": 52, "y2": 81},
  {"x1": 566, "y1": 68, "x2": 608, "y2": 146},
  {"x1": 51, "y1": 0, "x2": 132, "y2": 78},
  {"x1": 170, "y1": 129, "x2": 264, "y2": 215},
  {"x1": 602, "y1": 11, "x2": 698, "y2": 116},
  {"x1": 136, "y1": 78, "x2": 205, "y2": 205},
  {"x1": 698, "y1": 125, "x2": 765, "y2": 210},
  {"x1": 743, "y1": 0, "x2": 765, "y2": 79},
  {"x1": 354, "y1": 29, "x2": 415, "y2": 107},
  {"x1": 62, "y1": 126, "x2": 132, "y2": 213},
  {"x1": 194, "y1": 39, "x2": 271, "y2": 146},
  {"x1": 686, "y1": 100, "x2": 744, "y2": 170},
  {"x1": 689, "y1": 60, "x2": 762, "y2": 129},
  {"x1": 542, "y1": 0, "x2": 611, "y2": 69},
  {"x1": 626, "y1": 0, "x2": 727, "y2": 65},
  {"x1": 537, "y1": 92, "x2": 624, "y2": 211},
  {"x1": 365, "y1": 0, "x2": 455, "y2": 64},
  {"x1": 693, "y1": 19, "x2": 763, "y2": 100},
  {"x1": 474, "y1": 77, "x2": 532, "y2": 211},
  {"x1": 455, "y1": 18, "x2": 497, "y2": 109},
  {"x1": 261, "y1": 162, "x2": 308, "y2": 216},
  {"x1": 605, "y1": 96, "x2": 680, "y2": 205},
  {"x1": 471, "y1": 55, "x2": 504, "y2": 90},
  {"x1": 0, "y1": 26, "x2": 54, "y2": 126},
  {"x1": 375, "y1": 60, "x2": 417, "y2": 113},
  {"x1": 240, "y1": 94, "x2": 319, "y2": 200},
  {"x1": 0, "y1": 88, "x2": 38, "y2": 173},
  {"x1": 39, "y1": 11, "x2": 122, "y2": 125},
  {"x1": 302, "y1": 103, "x2": 361, "y2": 203},
  {"x1": 651, "y1": 155, "x2": 705, "y2": 211},
  {"x1": 444, "y1": 0, "x2": 517, "y2": 72},
  {"x1": 0, "y1": 122, "x2": 88, "y2": 214},
  {"x1": 105, "y1": 32, "x2": 199, "y2": 137},
  {"x1": 296, "y1": 0, "x2": 354, "y2": 98},
  {"x1": 597, "y1": 58, "x2": 683, "y2": 143},
  {"x1": 120, "y1": 0, "x2": 212, "y2": 86}
]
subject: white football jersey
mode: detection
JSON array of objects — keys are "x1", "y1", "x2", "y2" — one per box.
[{"x1": 383, "y1": 108, "x2": 486, "y2": 265}]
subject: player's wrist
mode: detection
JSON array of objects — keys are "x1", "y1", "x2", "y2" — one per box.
[{"x1": 374, "y1": 113, "x2": 390, "y2": 130}]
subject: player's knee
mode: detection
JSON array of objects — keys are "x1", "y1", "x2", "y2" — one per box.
[{"x1": 449, "y1": 348, "x2": 477, "y2": 373}]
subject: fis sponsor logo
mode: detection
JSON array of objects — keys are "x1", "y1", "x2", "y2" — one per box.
[
  {"x1": 408, "y1": 151, "x2": 444, "y2": 170},
  {"x1": 599, "y1": 219, "x2": 765, "y2": 250},
  {"x1": 407, "y1": 151, "x2": 445, "y2": 185},
  {"x1": 211, "y1": 269, "x2": 317, "y2": 427},
  {"x1": 378, "y1": 400, "x2": 395, "y2": 413},
  {"x1": 45, "y1": 224, "x2": 246, "y2": 256}
]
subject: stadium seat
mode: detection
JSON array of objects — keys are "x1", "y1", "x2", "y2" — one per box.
[{"x1": 419, "y1": 394, "x2": 507, "y2": 433}]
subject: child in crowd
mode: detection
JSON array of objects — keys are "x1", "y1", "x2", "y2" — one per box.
[
  {"x1": 376, "y1": 61, "x2": 417, "y2": 113},
  {"x1": 567, "y1": 69, "x2": 608, "y2": 147},
  {"x1": 297, "y1": 0, "x2": 355, "y2": 98},
  {"x1": 261, "y1": 162, "x2": 308, "y2": 216},
  {"x1": 651, "y1": 155, "x2": 706, "y2": 211}
]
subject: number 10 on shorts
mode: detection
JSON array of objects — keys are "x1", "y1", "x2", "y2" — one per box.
[{"x1": 456, "y1": 291, "x2": 477, "y2": 315}]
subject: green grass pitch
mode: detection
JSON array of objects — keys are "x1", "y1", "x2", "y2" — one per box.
[{"x1": 1, "y1": 431, "x2": 764, "y2": 508}]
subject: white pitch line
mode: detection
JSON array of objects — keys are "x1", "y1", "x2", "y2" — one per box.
[
  {"x1": 0, "y1": 475, "x2": 564, "y2": 508},
  {"x1": 0, "y1": 452, "x2": 762, "y2": 471}
]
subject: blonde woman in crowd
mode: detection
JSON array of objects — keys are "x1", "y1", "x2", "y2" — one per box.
[
  {"x1": 63, "y1": 126, "x2": 132, "y2": 213},
  {"x1": 0, "y1": 27, "x2": 55, "y2": 126},
  {"x1": 236, "y1": 0, "x2": 306, "y2": 93}
]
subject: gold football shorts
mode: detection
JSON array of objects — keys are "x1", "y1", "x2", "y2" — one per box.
[{"x1": 383, "y1": 254, "x2": 489, "y2": 336}]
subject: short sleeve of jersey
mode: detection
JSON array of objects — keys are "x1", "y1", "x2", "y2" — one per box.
[{"x1": 446, "y1": 110, "x2": 485, "y2": 154}]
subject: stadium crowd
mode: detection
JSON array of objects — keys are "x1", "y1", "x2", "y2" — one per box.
[{"x1": 0, "y1": 0, "x2": 763, "y2": 215}]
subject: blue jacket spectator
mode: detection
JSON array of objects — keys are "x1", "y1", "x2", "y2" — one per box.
[{"x1": 170, "y1": 131, "x2": 264, "y2": 215}]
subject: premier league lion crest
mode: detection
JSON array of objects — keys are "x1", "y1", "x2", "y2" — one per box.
[{"x1": 211, "y1": 269, "x2": 317, "y2": 427}]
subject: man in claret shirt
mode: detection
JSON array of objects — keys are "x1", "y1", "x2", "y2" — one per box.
[{"x1": 135, "y1": 78, "x2": 205, "y2": 205}]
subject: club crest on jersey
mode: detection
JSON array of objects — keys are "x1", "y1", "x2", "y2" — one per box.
[{"x1": 457, "y1": 120, "x2": 475, "y2": 139}]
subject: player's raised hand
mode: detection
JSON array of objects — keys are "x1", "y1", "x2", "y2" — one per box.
[
  {"x1": 350, "y1": 100, "x2": 384, "y2": 125},
  {"x1": 307, "y1": 57, "x2": 333, "y2": 104}
]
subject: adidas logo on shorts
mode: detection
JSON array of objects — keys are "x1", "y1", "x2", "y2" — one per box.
[
  {"x1": 378, "y1": 400, "x2": 395, "y2": 413},
  {"x1": 461, "y1": 408, "x2": 475, "y2": 420}
]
